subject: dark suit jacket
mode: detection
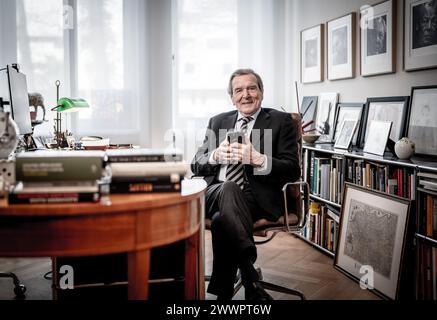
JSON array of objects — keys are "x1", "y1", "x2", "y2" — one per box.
[{"x1": 191, "y1": 108, "x2": 300, "y2": 221}]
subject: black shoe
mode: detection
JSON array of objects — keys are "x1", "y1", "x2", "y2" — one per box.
[{"x1": 245, "y1": 282, "x2": 273, "y2": 301}]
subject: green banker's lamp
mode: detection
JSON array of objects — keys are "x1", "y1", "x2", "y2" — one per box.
[{"x1": 51, "y1": 80, "x2": 89, "y2": 148}]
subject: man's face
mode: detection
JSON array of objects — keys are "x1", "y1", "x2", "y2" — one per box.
[{"x1": 231, "y1": 74, "x2": 263, "y2": 116}]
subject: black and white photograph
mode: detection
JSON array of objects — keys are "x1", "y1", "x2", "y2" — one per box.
[
  {"x1": 315, "y1": 92, "x2": 338, "y2": 141},
  {"x1": 335, "y1": 184, "x2": 411, "y2": 300},
  {"x1": 301, "y1": 96, "x2": 318, "y2": 132},
  {"x1": 407, "y1": 86, "x2": 437, "y2": 156},
  {"x1": 328, "y1": 13, "x2": 356, "y2": 80},
  {"x1": 301, "y1": 24, "x2": 324, "y2": 83},
  {"x1": 333, "y1": 103, "x2": 364, "y2": 146},
  {"x1": 361, "y1": 0, "x2": 396, "y2": 76},
  {"x1": 363, "y1": 120, "x2": 393, "y2": 156},
  {"x1": 360, "y1": 96, "x2": 410, "y2": 148},
  {"x1": 405, "y1": 0, "x2": 437, "y2": 70},
  {"x1": 334, "y1": 119, "x2": 358, "y2": 149}
]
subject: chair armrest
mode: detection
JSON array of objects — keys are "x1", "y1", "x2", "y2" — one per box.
[{"x1": 282, "y1": 180, "x2": 309, "y2": 230}]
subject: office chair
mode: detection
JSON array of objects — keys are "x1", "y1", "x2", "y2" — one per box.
[
  {"x1": 205, "y1": 113, "x2": 309, "y2": 300},
  {"x1": 0, "y1": 272, "x2": 26, "y2": 298}
]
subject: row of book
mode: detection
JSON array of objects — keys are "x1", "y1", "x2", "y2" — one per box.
[
  {"x1": 302, "y1": 201, "x2": 340, "y2": 253},
  {"x1": 416, "y1": 243, "x2": 437, "y2": 300},
  {"x1": 8, "y1": 148, "x2": 187, "y2": 204}
]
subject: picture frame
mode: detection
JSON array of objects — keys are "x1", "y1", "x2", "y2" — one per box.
[
  {"x1": 301, "y1": 96, "x2": 318, "y2": 132},
  {"x1": 332, "y1": 103, "x2": 365, "y2": 146},
  {"x1": 363, "y1": 120, "x2": 392, "y2": 156},
  {"x1": 334, "y1": 119, "x2": 358, "y2": 149},
  {"x1": 301, "y1": 24, "x2": 324, "y2": 83},
  {"x1": 404, "y1": 0, "x2": 437, "y2": 71},
  {"x1": 360, "y1": 96, "x2": 410, "y2": 148},
  {"x1": 315, "y1": 92, "x2": 338, "y2": 142},
  {"x1": 406, "y1": 85, "x2": 437, "y2": 156},
  {"x1": 335, "y1": 183, "x2": 411, "y2": 300},
  {"x1": 360, "y1": 0, "x2": 396, "y2": 76},
  {"x1": 327, "y1": 12, "x2": 356, "y2": 80}
]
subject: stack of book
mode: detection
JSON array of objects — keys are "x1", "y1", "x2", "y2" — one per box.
[
  {"x1": 106, "y1": 148, "x2": 187, "y2": 193},
  {"x1": 9, "y1": 150, "x2": 105, "y2": 204}
]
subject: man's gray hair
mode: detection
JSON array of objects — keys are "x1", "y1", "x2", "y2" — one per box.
[{"x1": 227, "y1": 69, "x2": 264, "y2": 97}]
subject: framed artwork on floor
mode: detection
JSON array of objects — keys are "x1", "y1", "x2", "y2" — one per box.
[
  {"x1": 301, "y1": 24, "x2": 324, "y2": 83},
  {"x1": 406, "y1": 85, "x2": 437, "y2": 156},
  {"x1": 360, "y1": 0, "x2": 396, "y2": 76},
  {"x1": 404, "y1": 0, "x2": 437, "y2": 71},
  {"x1": 360, "y1": 96, "x2": 410, "y2": 148},
  {"x1": 335, "y1": 183, "x2": 411, "y2": 300},
  {"x1": 327, "y1": 12, "x2": 357, "y2": 80}
]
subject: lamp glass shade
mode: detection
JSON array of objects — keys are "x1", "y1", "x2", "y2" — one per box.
[{"x1": 55, "y1": 98, "x2": 89, "y2": 113}]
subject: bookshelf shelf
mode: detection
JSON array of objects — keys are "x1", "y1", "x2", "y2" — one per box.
[{"x1": 302, "y1": 143, "x2": 437, "y2": 300}]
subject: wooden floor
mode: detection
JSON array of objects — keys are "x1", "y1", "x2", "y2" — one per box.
[{"x1": 0, "y1": 231, "x2": 379, "y2": 300}]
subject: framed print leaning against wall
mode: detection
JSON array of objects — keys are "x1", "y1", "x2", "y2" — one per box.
[
  {"x1": 301, "y1": 24, "x2": 324, "y2": 83},
  {"x1": 360, "y1": 0, "x2": 396, "y2": 76},
  {"x1": 327, "y1": 12, "x2": 356, "y2": 80},
  {"x1": 334, "y1": 183, "x2": 411, "y2": 300},
  {"x1": 406, "y1": 85, "x2": 437, "y2": 156},
  {"x1": 404, "y1": 0, "x2": 437, "y2": 71}
]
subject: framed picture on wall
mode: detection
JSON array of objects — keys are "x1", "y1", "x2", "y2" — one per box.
[
  {"x1": 404, "y1": 0, "x2": 437, "y2": 71},
  {"x1": 335, "y1": 183, "x2": 411, "y2": 300},
  {"x1": 332, "y1": 103, "x2": 365, "y2": 146},
  {"x1": 360, "y1": 96, "x2": 410, "y2": 148},
  {"x1": 301, "y1": 24, "x2": 324, "y2": 83},
  {"x1": 360, "y1": 0, "x2": 396, "y2": 76},
  {"x1": 327, "y1": 12, "x2": 357, "y2": 80},
  {"x1": 406, "y1": 86, "x2": 437, "y2": 156}
]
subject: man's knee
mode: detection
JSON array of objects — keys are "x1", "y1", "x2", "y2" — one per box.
[{"x1": 221, "y1": 180, "x2": 241, "y2": 196}]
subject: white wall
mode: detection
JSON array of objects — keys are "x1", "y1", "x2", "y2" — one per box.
[{"x1": 285, "y1": 0, "x2": 437, "y2": 112}]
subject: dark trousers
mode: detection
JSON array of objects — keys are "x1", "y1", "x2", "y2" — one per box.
[{"x1": 205, "y1": 180, "x2": 266, "y2": 298}]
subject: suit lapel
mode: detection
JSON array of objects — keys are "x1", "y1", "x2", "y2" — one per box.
[
  {"x1": 251, "y1": 108, "x2": 271, "y2": 151},
  {"x1": 222, "y1": 112, "x2": 238, "y2": 130}
]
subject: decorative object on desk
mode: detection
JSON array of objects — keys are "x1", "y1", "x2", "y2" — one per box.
[
  {"x1": 302, "y1": 133, "x2": 321, "y2": 144},
  {"x1": 406, "y1": 86, "x2": 437, "y2": 156},
  {"x1": 28, "y1": 92, "x2": 47, "y2": 127},
  {"x1": 334, "y1": 119, "x2": 358, "y2": 149},
  {"x1": 80, "y1": 136, "x2": 110, "y2": 150},
  {"x1": 360, "y1": 0, "x2": 396, "y2": 77},
  {"x1": 0, "y1": 110, "x2": 19, "y2": 159},
  {"x1": 335, "y1": 183, "x2": 411, "y2": 300},
  {"x1": 404, "y1": 0, "x2": 437, "y2": 71},
  {"x1": 360, "y1": 96, "x2": 410, "y2": 149},
  {"x1": 316, "y1": 92, "x2": 338, "y2": 142},
  {"x1": 394, "y1": 137, "x2": 415, "y2": 160},
  {"x1": 364, "y1": 120, "x2": 392, "y2": 156},
  {"x1": 301, "y1": 96, "x2": 318, "y2": 132},
  {"x1": 332, "y1": 102, "x2": 365, "y2": 146},
  {"x1": 301, "y1": 24, "x2": 324, "y2": 83},
  {"x1": 327, "y1": 12, "x2": 356, "y2": 80}
]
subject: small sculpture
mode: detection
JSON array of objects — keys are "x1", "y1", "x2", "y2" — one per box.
[
  {"x1": 28, "y1": 92, "x2": 47, "y2": 125},
  {"x1": 395, "y1": 137, "x2": 415, "y2": 160}
]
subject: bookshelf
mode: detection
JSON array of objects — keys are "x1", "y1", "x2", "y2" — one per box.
[{"x1": 301, "y1": 143, "x2": 437, "y2": 299}]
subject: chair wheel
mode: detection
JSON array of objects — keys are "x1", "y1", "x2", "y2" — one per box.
[{"x1": 14, "y1": 284, "x2": 26, "y2": 298}]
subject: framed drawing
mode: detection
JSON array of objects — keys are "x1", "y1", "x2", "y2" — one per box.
[
  {"x1": 327, "y1": 12, "x2": 356, "y2": 80},
  {"x1": 406, "y1": 85, "x2": 437, "y2": 156},
  {"x1": 404, "y1": 0, "x2": 437, "y2": 71},
  {"x1": 360, "y1": 96, "x2": 410, "y2": 148},
  {"x1": 335, "y1": 183, "x2": 411, "y2": 300},
  {"x1": 334, "y1": 119, "x2": 358, "y2": 149},
  {"x1": 363, "y1": 120, "x2": 392, "y2": 156},
  {"x1": 315, "y1": 92, "x2": 338, "y2": 142},
  {"x1": 301, "y1": 96, "x2": 318, "y2": 132},
  {"x1": 301, "y1": 24, "x2": 324, "y2": 83},
  {"x1": 333, "y1": 103, "x2": 365, "y2": 146},
  {"x1": 360, "y1": 0, "x2": 396, "y2": 76}
]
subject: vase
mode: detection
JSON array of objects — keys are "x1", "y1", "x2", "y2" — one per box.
[{"x1": 394, "y1": 138, "x2": 415, "y2": 160}]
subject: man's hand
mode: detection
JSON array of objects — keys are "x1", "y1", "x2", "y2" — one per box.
[
  {"x1": 213, "y1": 139, "x2": 232, "y2": 164},
  {"x1": 228, "y1": 135, "x2": 265, "y2": 167}
]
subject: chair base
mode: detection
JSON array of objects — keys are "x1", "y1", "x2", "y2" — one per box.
[{"x1": 0, "y1": 272, "x2": 26, "y2": 299}]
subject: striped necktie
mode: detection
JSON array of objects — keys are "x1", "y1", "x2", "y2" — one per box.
[{"x1": 225, "y1": 116, "x2": 253, "y2": 188}]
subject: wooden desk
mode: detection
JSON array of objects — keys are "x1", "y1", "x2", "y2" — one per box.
[{"x1": 0, "y1": 179, "x2": 206, "y2": 300}]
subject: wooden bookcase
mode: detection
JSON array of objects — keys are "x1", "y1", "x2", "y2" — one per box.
[{"x1": 301, "y1": 143, "x2": 437, "y2": 299}]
